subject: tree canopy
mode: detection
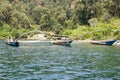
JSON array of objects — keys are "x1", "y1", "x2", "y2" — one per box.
[{"x1": 0, "y1": 0, "x2": 120, "y2": 39}]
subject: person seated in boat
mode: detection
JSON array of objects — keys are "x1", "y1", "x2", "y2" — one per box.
[
  {"x1": 9, "y1": 38, "x2": 17, "y2": 42},
  {"x1": 61, "y1": 37, "x2": 69, "y2": 41}
]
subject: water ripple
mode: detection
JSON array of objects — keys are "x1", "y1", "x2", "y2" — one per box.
[{"x1": 0, "y1": 41, "x2": 120, "y2": 79}]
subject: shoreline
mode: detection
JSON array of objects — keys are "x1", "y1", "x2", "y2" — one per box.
[
  {"x1": 1, "y1": 39, "x2": 120, "y2": 45},
  {"x1": 18, "y1": 40, "x2": 120, "y2": 46}
]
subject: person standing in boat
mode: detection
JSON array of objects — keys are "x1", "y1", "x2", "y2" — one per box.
[
  {"x1": 7, "y1": 36, "x2": 13, "y2": 42},
  {"x1": 7, "y1": 35, "x2": 18, "y2": 42}
]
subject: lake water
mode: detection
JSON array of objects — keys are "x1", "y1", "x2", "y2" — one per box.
[{"x1": 0, "y1": 40, "x2": 120, "y2": 80}]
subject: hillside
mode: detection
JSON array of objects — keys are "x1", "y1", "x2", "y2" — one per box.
[{"x1": 0, "y1": 0, "x2": 120, "y2": 40}]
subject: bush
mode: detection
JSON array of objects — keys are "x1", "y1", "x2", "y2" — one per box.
[{"x1": 62, "y1": 18, "x2": 120, "y2": 40}]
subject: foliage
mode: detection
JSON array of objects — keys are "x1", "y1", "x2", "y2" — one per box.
[
  {"x1": 0, "y1": 0, "x2": 120, "y2": 40},
  {"x1": 0, "y1": 24, "x2": 19, "y2": 39},
  {"x1": 62, "y1": 18, "x2": 120, "y2": 40}
]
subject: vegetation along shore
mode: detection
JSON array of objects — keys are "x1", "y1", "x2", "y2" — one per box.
[{"x1": 0, "y1": 0, "x2": 120, "y2": 40}]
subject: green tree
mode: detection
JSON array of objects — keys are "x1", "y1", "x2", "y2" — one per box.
[
  {"x1": 75, "y1": 0, "x2": 102, "y2": 24},
  {"x1": 57, "y1": 12, "x2": 67, "y2": 26},
  {"x1": 10, "y1": 10, "x2": 30, "y2": 28},
  {"x1": 40, "y1": 13, "x2": 52, "y2": 31},
  {"x1": 108, "y1": 0, "x2": 120, "y2": 17},
  {"x1": 31, "y1": 6, "x2": 47, "y2": 24},
  {"x1": 0, "y1": 2, "x2": 13, "y2": 24}
]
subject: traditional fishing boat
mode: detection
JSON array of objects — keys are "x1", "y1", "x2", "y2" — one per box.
[
  {"x1": 51, "y1": 40, "x2": 73, "y2": 46},
  {"x1": 6, "y1": 41, "x2": 19, "y2": 47},
  {"x1": 5, "y1": 35, "x2": 19, "y2": 47},
  {"x1": 91, "y1": 40, "x2": 116, "y2": 46}
]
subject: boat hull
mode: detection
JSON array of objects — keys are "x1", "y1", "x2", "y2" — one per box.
[
  {"x1": 91, "y1": 40, "x2": 116, "y2": 46},
  {"x1": 52, "y1": 40, "x2": 72, "y2": 46},
  {"x1": 6, "y1": 42, "x2": 19, "y2": 47}
]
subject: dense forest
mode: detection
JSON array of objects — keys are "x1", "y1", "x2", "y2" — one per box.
[{"x1": 0, "y1": 0, "x2": 120, "y2": 40}]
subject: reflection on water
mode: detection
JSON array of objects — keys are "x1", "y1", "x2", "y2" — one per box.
[{"x1": 0, "y1": 40, "x2": 120, "y2": 80}]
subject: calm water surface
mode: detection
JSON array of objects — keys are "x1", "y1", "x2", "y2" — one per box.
[{"x1": 0, "y1": 40, "x2": 120, "y2": 80}]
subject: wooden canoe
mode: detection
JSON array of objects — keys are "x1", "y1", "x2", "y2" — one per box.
[
  {"x1": 6, "y1": 41, "x2": 19, "y2": 47},
  {"x1": 52, "y1": 40, "x2": 73, "y2": 46},
  {"x1": 91, "y1": 40, "x2": 116, "y2": 46}
]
